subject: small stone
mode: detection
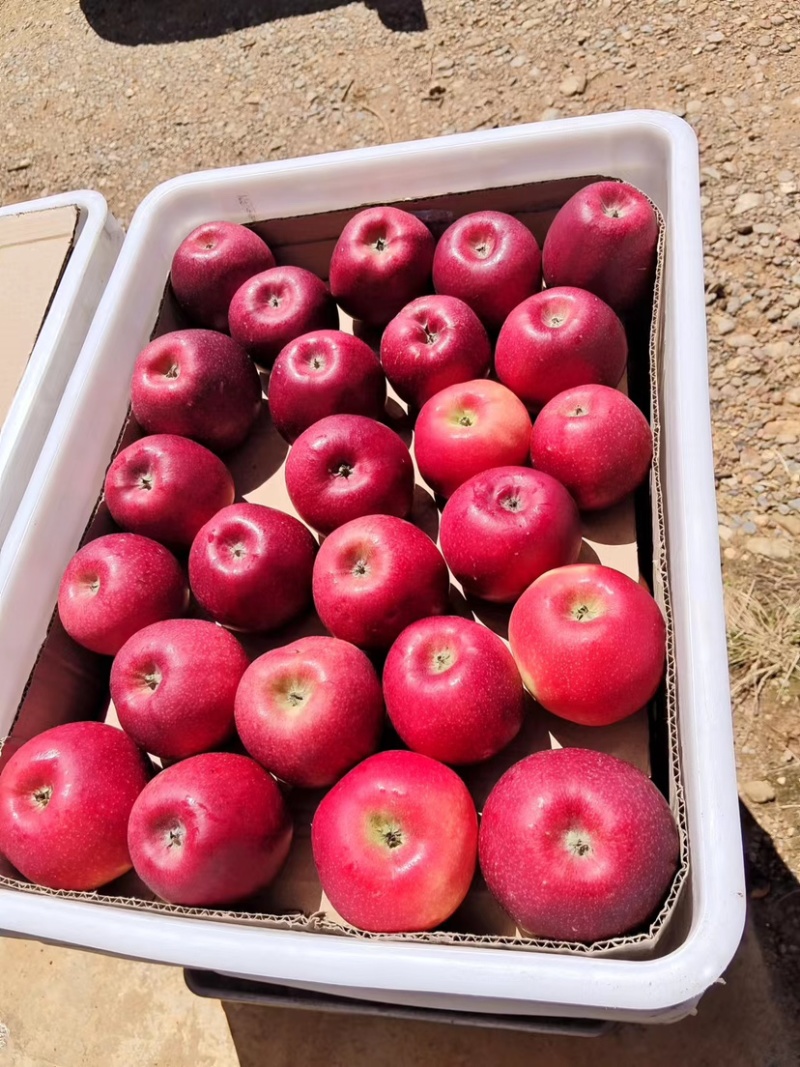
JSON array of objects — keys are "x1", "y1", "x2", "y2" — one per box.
[
  {"x1": 723, "y1": 546, "x2": 738, "y2": 560},
  {"x1": 125, "y1": 88, "x2": 135, "y2": 99},
  {"x1": 539, "y1": 108, "x2": 562, "y2": 121},
  {"x1": 745, "y1": 537, "x2": 792, "y2": 561},
  {"x1": 784, "y1": 307, "x2": 800, "y2": 329},
  {"x1": 713, "y1": 315, "x2": 736, "y2": 336},
  {"x1": 706, "y1": 31, "x2": 724, "y2": 43},
  {"x1": 686, "y1": 98, "x2": 704, "y2": 114},
  {"x1": 718, "y1": 524, "x2": 733, "y2": 542},
  {"x1": 559, "y1": 73, "x2": 587, "y2": 96},
  {"x1": 782, "y1": 749, "x2": 795, "y2": 763},
  {"x1": 775, "y1": 515, "x2": 800, "y2": 537},
  {"x1": 777, "y1": 776, "x2": 787, "y2": 786},
  {"x1": 736, "y1": 222, "x2": 754, "y2": 235},
  {"x1": 741, "y1": 521, "x2": 758, "y2": 534},
  {"x1": 7, "y1": 159, "x2": 32, "y2": 172},
  {"x1": 732, "y1": 192, "x2": 764, "y2": 215},
  {"x1": 786, "y1": 388, "x2": 800, "y2": 406},
  {"x1": 727, "y1": 333, "x2": 759, "y2": 348},
  {"x1": 743, "y1": 780, "x2": 776, "y2": 804},
  {"x1": 244, "y1": 94, "x2": 260, "y2": 105}
]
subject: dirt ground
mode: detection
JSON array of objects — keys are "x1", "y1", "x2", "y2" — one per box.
[{"x1": 1, "y1": 0, "x2": 799, "y2": 1062}]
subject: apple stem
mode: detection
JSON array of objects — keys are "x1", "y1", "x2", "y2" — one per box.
[
  {"x1": 164, "y1": 363, "x2": 179, "y2": 379},
  {"x1": 32, "y1": 785, "x2": 53, "y2": 809},
  {"x1": 423, "y1": 323, "x2": 438, "y2": 345}
]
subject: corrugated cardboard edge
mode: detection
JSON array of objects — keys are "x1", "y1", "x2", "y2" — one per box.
[{"x1": 0, "y1": 188, "x2": 688, "y2": 959}]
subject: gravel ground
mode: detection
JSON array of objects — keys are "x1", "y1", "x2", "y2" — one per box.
[{"x1": 1, "y1": 0, "x2": 799, "y2": 1016}]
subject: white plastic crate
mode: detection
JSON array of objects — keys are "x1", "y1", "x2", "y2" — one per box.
[
  {"x1": 0, "y1": 112, "x2": 744, "y2": 1024},
  {"x1": 0, "y1": 191, "x2": 123, "y2": 548}
]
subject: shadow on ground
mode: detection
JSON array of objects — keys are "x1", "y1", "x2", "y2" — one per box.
[
  {"x1": 79, "y1": 0, "x2": 428, "y2": 44},
  {"x1": 211, "y1": 804, "x2": 800, "y2": 1065}
]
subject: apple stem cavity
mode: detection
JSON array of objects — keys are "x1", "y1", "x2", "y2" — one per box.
[
  {"x1": 165, "y1": 363, "x2": 180, "y2": 380},
  {"x1": 423, "y1": 323, "x2": 438, "y2": 345},
  {"x1": 139, "y1": 473, "x2": 154, "y2": 491},
  {"x1": 32, "y1": 785, "x2": 53, "y2": 810},
  {"x1": 565, "y1": 829, "x2": 593, "y2": 858}
]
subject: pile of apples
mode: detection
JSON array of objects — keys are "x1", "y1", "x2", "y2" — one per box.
[{"x1": 0, "y1": 181, "x2": 681, "y2": 945}]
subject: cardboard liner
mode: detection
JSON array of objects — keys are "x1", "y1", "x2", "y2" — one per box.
[{"x1": 0, "y1": 180, "x2": 687, "y2": 960}]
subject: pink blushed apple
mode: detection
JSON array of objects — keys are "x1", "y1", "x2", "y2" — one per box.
[
  {"x1": 494, "y1": 287, "x2": 628, "y2": 410},
  {"x1": 127, "y1": 752, "x2": 292, "y2": 906},
  {"x1": 383, "y1": 616, "x2": 525, "y2": 765},
  {"x1": 432, "y1": 210, "x2": 542, "y2": 331},
  {"x1": 228, "y1": 266, "x2": 339, "y2": 367},
  {"x1": 329, "y1": 206, "x2": 435, "y2": 326},
  {"x1": 312, "y1": 515, "x2": 450, "y2": 650},
  {"x1": 58, "y1": 533, "x2": 189, "y2": 656},
  {"x1": 111, "y1": 620, "x2": 249, "y2": 760},
  {"x1": 311, "y1": 749, "x2": 478, "y2": 932},
  {"x1": 413, "y1": 379, "x2": 532, "y2": 499},
  {"x1": 104, "y1": 435, "x2": 235, "y2": 548},
  {"x1": 285, "y1": 414, "x2": 414, "y2": 535},
  {"x1": 479, "y1": 748, "x2": 680, "y2": 942},
  {"x1": 0, "y1": 722, "x2": 151, "y2": 891},
  {"x1": 170, "y1": 221, "x2": 275, "y2": 332},
  {"x1": 440, "y1": 467, "x2": 582, "y2": 604},
  {"x1": 379, "y1": 295, "x2": 492, "y2": 408},
  {"x1": 268, "y1": 330, "x2": 386, "y2": 443},
  {"x1": 530, "y1": 384, "x2": 653, "y2": 511},
  {"x1": 189, "y1": 503, "x2": 317, "y2": 633},
  {"x1": 130, "y1": 329, "x2": 262, "y2": 453},
  {"x1": 235, "y1": 636, "x2": 383, "y2": 788},
  {"x1": 508, "y1": 564, "x2": 667, "y2": 726},
  {"x1": 542, "y1": 181, "x2": 659, "y2": 314}
]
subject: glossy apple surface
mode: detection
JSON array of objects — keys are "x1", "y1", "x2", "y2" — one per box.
[
  {"x1": 479, "y1": 748, "x2": 680, "y2": 942},
  {"x1": 311, "y1": 750, "x2": 478, "y2": 932}
]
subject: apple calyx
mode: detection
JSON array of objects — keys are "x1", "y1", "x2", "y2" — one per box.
[
  {"x1": 370, "y1": 813, "x2": 405, "y2": 850},
  {"x1": 371, "y1": 234, "x2": 388, "y2": 253},
  {"x1": 451, "y1": 407, "x2": 476, "y2": 428},
  {"x1": 141, "y1": 667, "x2": 162, "y2": 692},
  {"x1": 571, "y1": 601, "x2": 602, "y2": 622},
  {"x1": 229, "y1": 542, "x2": 248, "y2": 560},
  {"x1": 32, "y1": 785, "x2": 53, "y2": 810},
  {"x1": 565, "y1": 828, "x2": 593, "y2": 858},
  {"x1": 83, "y1": 574, "x2": 101, "y2": 596},
  {"x1": 138, "y1": 473, "x2": 154, "y2": 491},
  {"x1": 309, "y1": 353, "x2": 326, "y2": 371},
  {"x1": 567, "y1": 405, "x2": 589, "y2": 418},
  {"x1": 422, "y1": 323, "x2": 438, "y2": 345},
  {"x1": 431, "y1": 648, "x2": 456, "y2": 673},
  {"x1": 274, "y1": 678, "x2": 313, "y2": 713},
  {"x1": 333, "y1": 462, "x2": 354, "y2": 479},
  {"x1": 164, "y1": 823, "x2": 186, "y2": 850},
  {"x1": 500, "y1": 494, "x2": 522, "y2": 513},
  {"x1": 472, "y1": 236, "x2": 493, "y2": 259}
]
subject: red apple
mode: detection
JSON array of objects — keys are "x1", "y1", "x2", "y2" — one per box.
[
  {"x1": 508, "y1": 564, "x2": 666, "y2": 726},
  {"x1": 440, "y1": 467, "x2": 582, "y2": 604},
  {"x1": 285, "y1": 415, "x2": 414, "y2": 535},
  {"x1": 328, "y1": 206, "x2": 435, "y2": 326},
  {"x1": 530, "y1": 384, "x2": 653, "y2": 511},
  {"x1": 127, "y1": 752, "x2": 292, "y2": 906},
  {"x1": 130, "y1": 329, "x2": 262, "y2": 453},
  {"x1": 170, "y1": 221, "x2": 275, "y2": 332},
  {"x1": 432, "y1": 210, "x2": 541, "y2": 331},
  {"x1": 413, "y1": 379, "x2": 531, "y2": 499},
  {"x1": 379, "y1": 295, "x2": 492, "y2": 408},
  {"x1": 312, "y1": 515, "x2": 450, "y2": 650},
  {"x1": 542, "y1": 181, "x2": 659, "y2": 314},
  {"x1": 235, "y1": 636, "x2": 383, "y2": 788},
  {"x1": 189, "y1": 503, "x2": 317, "y2": 632},
  {"x1": 104, "y1": 434, "x2": 235, "y2": 548},
  {"x1": 268, "y1": 329, "x2": 386, "y2": 442},
  {"x1": 111, "y1": 619, "x2": 249, "y2": 760},
  {"x1": 311, "y1": 749, "x2": 478, "y2": 932},
  {"x1": 58, "y1": 533, "x2": 189, "y2": 656},
  {"x1": 0, "y1": 722, "x2": 150, "y2": 891},
  {"x1": 494, "y1": 287, "x2": 628, "y2": 410},
  {"x1": 383, "y1": 616, "x2": 524, "y2": 765},
  {"x1": 228, "y1": 266, "x2": 339, "y2": 367},
  {"x1": 479, "y1": 748, "x2": 680, "y2": 942}
]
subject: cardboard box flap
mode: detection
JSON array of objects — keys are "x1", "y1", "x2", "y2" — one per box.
[{"x1": 0, "y1": 205, "x2": 79, "y2": 429}]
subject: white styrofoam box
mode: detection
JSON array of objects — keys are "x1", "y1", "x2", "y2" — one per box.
[
  {"x1": 0, "y1": 191, "x2": 124, "y2": 548},
  {"x1": 0, "y1": 112, "x2": 744, "y2": 1024}
]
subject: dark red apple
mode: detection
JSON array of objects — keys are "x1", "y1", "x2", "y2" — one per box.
[
  {"x1": 494, "y1": 287, "x2": 628, "y2": 410},
  {"x1": 111, "y1": 619, "x2": 249, "y2": 760},
  {"x1": 127, "y1": 752, "x2": 292, "y2": 906},
  {"x1": 479, "y1": 748, "x2": 680, "y2": 942},
  {"x1": 383, "y1": 616, "x2": 525, "y2": 765},
  {"x1": 379, "y1": 294, "x2": 491, "y2": 408},
  {"x1": 328, "y1": 206, "x2": 435, "y2": 326},
  {"x1": 170, "y1": 221, "x2": 275, "y2": 332},
  {"x1": 542, "y1": 181, "x2": 659, "y2": 314},
  {"x1": 432, "y1": 210, "x2": 541, "y2": 331},
  {"x1": 530, "y1": 384, "x2": 653, "y2": 511},
  {"x1": 0, "y1": 722, "x2": 151, "y2": 891},
  {"x1": 130, "y1": 329, "x2": 262, "y2": 453},
  {"x1": 268, "y1": 329, "x2": 386, "y2": 442},
  {"x1": 508, "y1": 564, "x2": 666, "y2": 726},
  {"x1": 311, "y1": 749, "x2": 478, "y2": 932},
  {"x1": 285, "y1": 414, "x2": 414, "y2": 535},
  {"x1": 235, "y1": 636, "x2": 383, "y2": 788},
  {"x1": 312, "y1": 515, "x2": 450, "y2": 650},
  {"x1": 189, "y1": 503, "x2": 317, "y2": 632},
  {"x1": 104, "y1": 434, "x2": 235, "y2": 548},
  {"x1": 413, "y1": 379, "x2": 532, "y2": 499},
  {"x1": 228, "y1": 266, "x2": 339, "y2": 366},
  {"x1": 440, "y1": 467, "x2": 582, "y2": 603},
  {"x1": 58, "y1": 533, "x2": 189, "y2": 656}
]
